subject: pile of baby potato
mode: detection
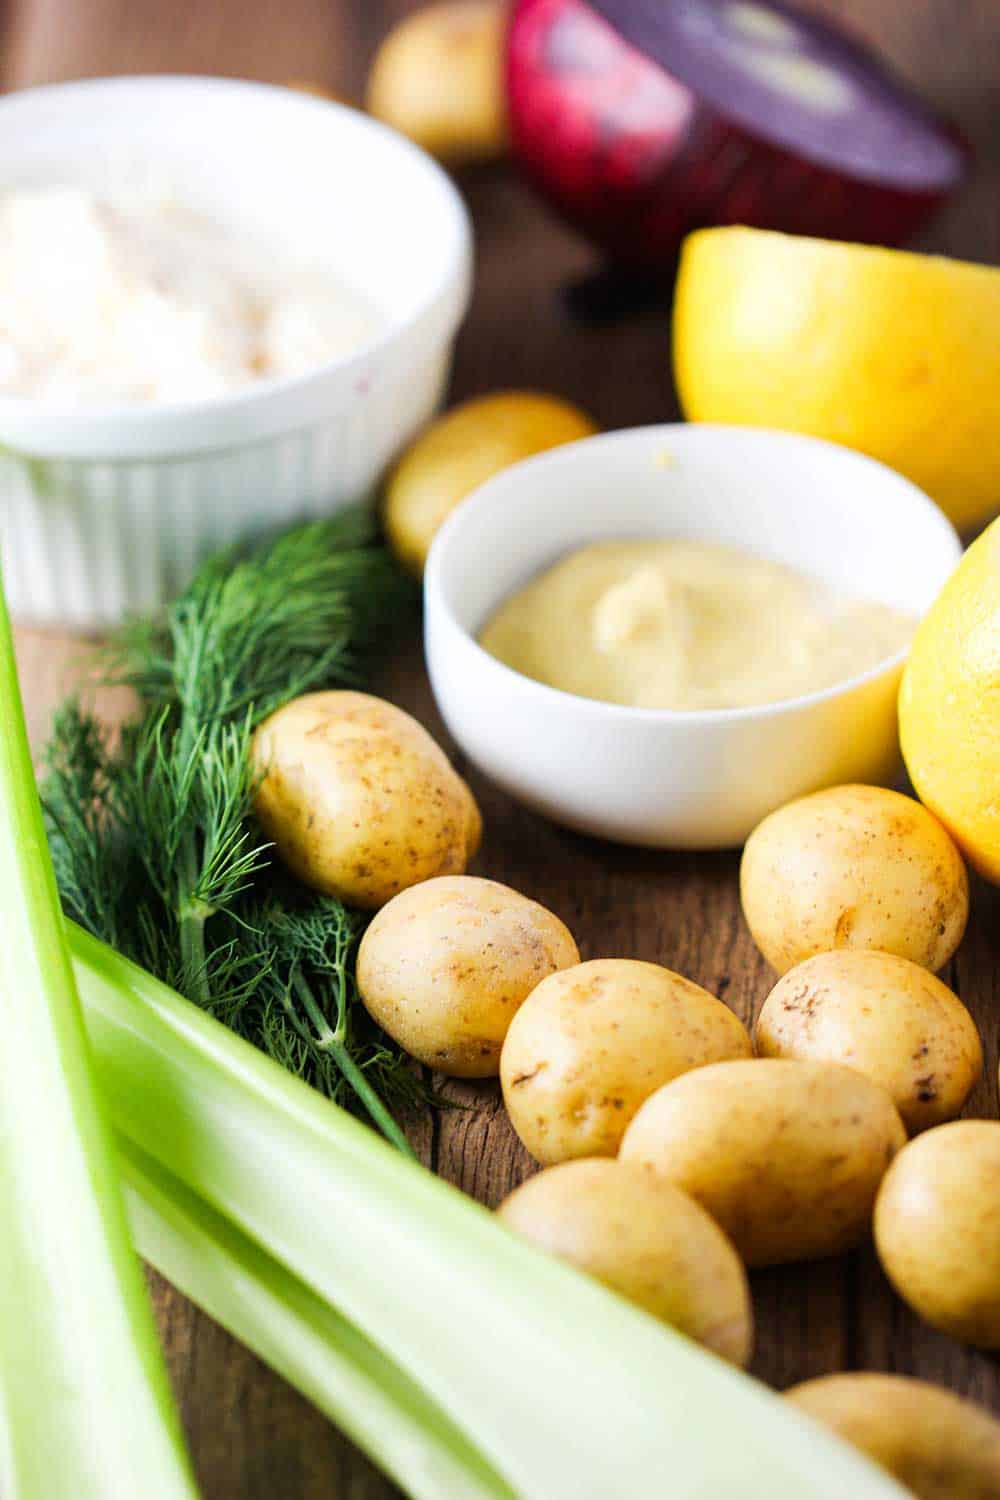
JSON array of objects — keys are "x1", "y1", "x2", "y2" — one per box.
[{"x1": 253, "y1": 687, "x2": 1000, "y2": 1497}]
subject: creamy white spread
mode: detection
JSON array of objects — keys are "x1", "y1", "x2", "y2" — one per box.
[
  {"x1": 0, "y1": 183, "x2": 383, "y2": 404},
  {"x1": 479, "y1": 539, "x2": 916, "y2": 711}
]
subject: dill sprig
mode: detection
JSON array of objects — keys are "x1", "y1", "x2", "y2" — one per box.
[
  {"x1": 247, "y1": 899, "x2": 426, "y2": 1155},
  {"x1": 43, "y1": 510, "x2": 423, "y2": 1151}
]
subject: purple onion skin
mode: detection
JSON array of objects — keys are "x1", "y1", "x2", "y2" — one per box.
[{"x1": 506, "y1": 0, "x2": 970, "y2": 268}]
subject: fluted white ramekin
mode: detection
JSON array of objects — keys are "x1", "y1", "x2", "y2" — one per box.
[{"x1": 0, "y1": 77, "x2": 473, "y2": 628}]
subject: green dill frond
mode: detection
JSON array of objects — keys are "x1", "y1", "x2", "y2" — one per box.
[
  {"x1": 41, "y1": 512, "x2": 421, "y2": 1148},
  {"x1": 185, "y1": 717, "x2": 272, "y2": 915},
  {"x1": 234, "y1": 895, "x2": 429, "y2": 1141},
  {"x1": 41, "y1": 703, "x2": 136, "y2": 948},
  {"x1": 109, "y1": 508, "x2": 417, "y2": 730}
]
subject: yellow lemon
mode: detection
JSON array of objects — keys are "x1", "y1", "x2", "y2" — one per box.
[
  {"x1": 383, "y1": 390, "x2": 597, "y2": 575},
  {"x1": 900, "y1": 518, "x2": 1000, "y2": 881},
  {"x1": 673, "y1": 227, "x2": 1000, "y2": 534}
]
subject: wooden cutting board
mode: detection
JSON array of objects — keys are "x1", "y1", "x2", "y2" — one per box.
[{"x1": 7, "y1": 1, "x2": 1000, "y2": 1494}]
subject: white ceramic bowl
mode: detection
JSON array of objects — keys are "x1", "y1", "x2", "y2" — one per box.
[
  {"x1": 0, "y1": 76, "x2": 472, "y2": 629},
  {"x1": 425, "y1": 424, "x2": 961, "y2": 848}
]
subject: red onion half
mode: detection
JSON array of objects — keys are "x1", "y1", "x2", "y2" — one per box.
[{"x1": 506, "y1": 0, "x2": 970, "y2": 266}]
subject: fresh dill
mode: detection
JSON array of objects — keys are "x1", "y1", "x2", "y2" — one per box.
[{"x1": 43, "y1": 510, "x2": 422, "y2": 1153}]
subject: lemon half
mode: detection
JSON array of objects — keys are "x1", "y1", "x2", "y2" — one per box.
[
  {"x1": 673, "y1": 227, "x2": 1000, "y2": 534},
  {"x1": 900, "y1": 517, "x2": 1000, "y2": 883}
]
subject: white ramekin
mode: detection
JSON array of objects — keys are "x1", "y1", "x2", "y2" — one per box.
[
  {"x1": 0, "y1": 77, "x2": 472, "y2": 629},
  {"x1": 425, "y1": 425, "x2": 961, "y2": 849}
]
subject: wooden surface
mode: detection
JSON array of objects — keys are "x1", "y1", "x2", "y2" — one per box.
[{"x1": 5, "y1": 1, "x2": 1000, "y2": 1495}]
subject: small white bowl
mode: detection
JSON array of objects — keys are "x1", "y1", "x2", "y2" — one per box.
[
  {"x1": 0, "y1": 77, "x2": 472, "y2": 628},
  {"x1": 425, "y1": 424, "x2": 961, "y2": 848}
]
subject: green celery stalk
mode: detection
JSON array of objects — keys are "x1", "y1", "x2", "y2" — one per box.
[
  {"x1": 119, "y1": 1136, "x2": 513, "y2": 1500},
  {"x1": 72, "y1": 921, "x2": 908, "y2": 1500},
  {"x1": 0, "y1": 576, "x2": 197, "y2": 1500}
]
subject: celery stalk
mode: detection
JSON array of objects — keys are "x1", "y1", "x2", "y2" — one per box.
[
  {"x1": 119, "y1": 1136, "x2": 513, "y2": 1500},
  {"x1": 72, "y1": 921, "x2": 908, "y2": 1500},
  {"x1": 0, "y1": 578, "x2": 197, "y2": 1500}
]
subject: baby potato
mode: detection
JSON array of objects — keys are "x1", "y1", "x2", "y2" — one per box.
[
  {"x1": 620, "y1": 1059, "x2": 906, "y2": 1267},
  {"x1": 787, "y1": 1374, "x2": 1000, "y2": 1500},
  {"x1": 500, "y1": 958, "x2": 751, "y2": 1165},
  {"x1": 457, "y1": 773, "x2": 483, "y2": 860},
  {"x1": 383, "y1": 391, "x2": 598, "y2": 575},
  {"x1": 356, "y1": 875, "x2": 578, "y2": 1076},
  {"x1": 366, "y1": 1, "x2": 508, "y2": 166},
  {"x1": 498, "y1": 1158, "x2": 753, "y2": 1366},
  {"x1": 756, "y1": 949, "x2": 982, "y2": 1133},
  {"x1": 741, "y1": 784, "x2": 969, "y2": 975},
  {"x1": 874, "y1": 1120, "x2": 1000, "y2": 1348},
  {"x1": 252, "y1": 691, "x2": 480, "y2": 910}
]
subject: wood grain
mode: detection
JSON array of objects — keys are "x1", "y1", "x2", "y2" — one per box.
[{"x1": 6, "y1": 2, "x2": 1000, "y2": 1496}]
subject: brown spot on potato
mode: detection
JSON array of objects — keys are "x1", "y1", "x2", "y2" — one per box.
[
  {"x1": 511, "y1": 1064, "x2": 547, "y2": 1087},
  {"x1": 834, "y1": 906, "x2": 856, "y2": 944}
]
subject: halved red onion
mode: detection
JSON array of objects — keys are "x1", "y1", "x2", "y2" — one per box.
[{"x1": 505, "y1": 0, "x2": 970, "y2": 266}]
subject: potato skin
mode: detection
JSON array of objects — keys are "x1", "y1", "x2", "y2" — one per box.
[
  {"x1": 383, "y1": 391, "x2": 598, "y2": 575},
  {"x1": 356, "y1": 875, "x2": 578, "y2": 1076},
  {"x1": 740, "y1": 784, "x2": 969, "y2": 976},
  {"x1": 756, "y1": 949, "x2": 982, "y2": 1134},
  {"x1": 874, "y1": 1120, "x2": 1000, "y2": 1348},
  {"x1": 366, "y1": 0, "x2": 508, "y2": 166},
  {"x1": 500, "y1": 959, "x2": 751, "y2": 1165},
  {"x1": 252, "y1": 691, "x2": 479, "y2": 910},
  {"x1": 620, "y1": 1059, "x2": 906, "y2": 1267},
  {"x1": 499, "y1": 1158, "x2": 753, "y2": 1366},
  {"x1": 787, "y1": 1373, "x2": 1000, "y2": 1500},
  {"x1": 457, "y1": 773, "x2": 483, "y2": 860}
]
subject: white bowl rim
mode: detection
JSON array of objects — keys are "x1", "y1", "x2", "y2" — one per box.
[
  {"x1": 425, "y1": 422, "x2": 963, "y2": 728},
  {"x1": 0, "y1": 75, "x2": 473, "y2": 456}
]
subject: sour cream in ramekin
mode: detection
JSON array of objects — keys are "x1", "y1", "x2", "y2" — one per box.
[
  {"x1": 0, "y1": 77, "x2": 472, "y2": 629},
  {"x1": 0, "y1": 180, "x2": 384, "y2": 405}
]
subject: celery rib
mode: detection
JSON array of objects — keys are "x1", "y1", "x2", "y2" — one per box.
[
  {"x1": 119, "y1": 1137, "x2": 513, "y2": 1500},
  {"x1": 0, "y1": 577, "x2": 197, "y2": 1500},
  {"x1": 72, "y1": 921, "x2": 909, "y2": 1500}
]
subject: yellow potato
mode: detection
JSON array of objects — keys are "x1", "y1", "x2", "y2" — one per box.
[
  {"x1": 356, "y1": 875, "x2": 578, "y2": 1076},
  {"x1": 756, "y1": 950, "x2": 982, "y2": 1133},
  {"x1": 457, "y1": 773, "x2": 483, "y2": 860},
  {"x1": 252, "y1": 691, "x2": 480, "y2": 910},
  {"x1": 383, "y1": 391, "x2": 598, "y2": 575},
  {"x1": 500, "y1": 958, "x2": 751, "y2": 1165},
  {"x1": 874, "y1": 1120, "x2": 1000, "y2": 1348},
  {"x1": 620, "y1": 1059, "x2": 906, "y2": 1267},
  {"x1": 366, "y1": 1, "x2": 508, "y2": 165},
  {"x1": 787, "y1": 1374, "x2": 1000, "y2": 1500},
  {"x1": 741, "y1": 784, "x2": 969, "y2": 975},
  {"x1": 499, "y1": 1158, "x2": 752, "y2": 1366}
]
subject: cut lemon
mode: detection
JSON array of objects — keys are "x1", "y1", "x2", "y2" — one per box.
[
  {"x1": 900, "y1": 516, "x2": 1000, "y2": 882},
  {"x1": 673, "y1": 227, "x2": 1000, "y2": 533}
]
